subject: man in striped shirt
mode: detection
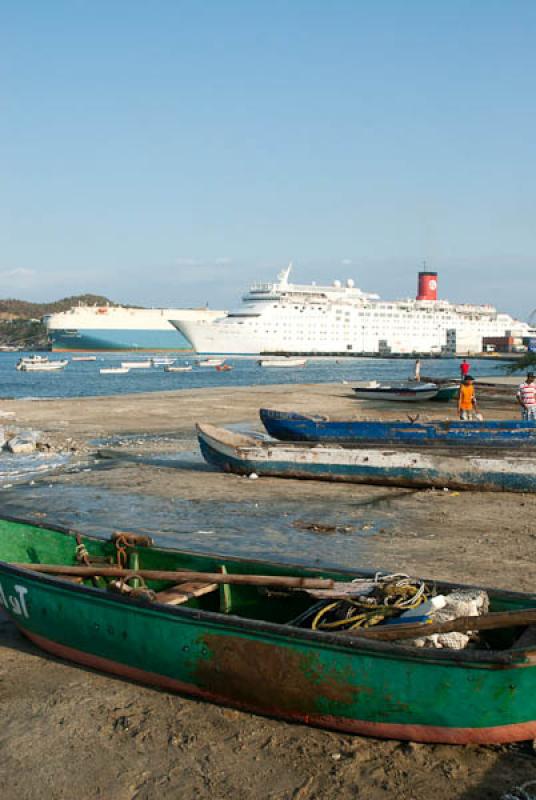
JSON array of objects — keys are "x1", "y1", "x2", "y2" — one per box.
[{"x1": 516, "y1": 371, "x2": 536, "y2": 421}]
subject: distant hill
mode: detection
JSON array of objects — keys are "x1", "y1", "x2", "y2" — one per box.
[{"x1": 0, "y1": 294, "x2": 118, "y2": 320}]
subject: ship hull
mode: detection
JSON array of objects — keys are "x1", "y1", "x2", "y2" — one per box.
[{"x1": 49, "y1": 328, "x2": 192, "y2": 352}]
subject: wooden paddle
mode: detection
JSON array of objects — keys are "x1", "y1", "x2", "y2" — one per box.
[
  {"x1": 348, "y1": 609, "x2": 536, "y2": 642},
  {"x1": 14, "y1": 563, "x2": 337, "y2": 590}
]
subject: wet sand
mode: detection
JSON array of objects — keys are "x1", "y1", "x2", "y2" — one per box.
[{"x1": 2, "y1": 381, "x2": 536, "y2": 799}]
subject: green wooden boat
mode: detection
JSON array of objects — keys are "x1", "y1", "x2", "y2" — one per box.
[{"x1": 2, "y1": 513, "x2": 536, "y2": 745}]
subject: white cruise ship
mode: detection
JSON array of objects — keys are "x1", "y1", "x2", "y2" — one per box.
[
  {"x1": 171, "y1": 265, "x2": 533, "y2": 356},
  {"x1": 45, "y1": 305, "x2": 226, "y2": 352}
]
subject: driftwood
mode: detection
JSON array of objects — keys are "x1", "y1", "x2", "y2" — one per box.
[
  {"x1": 349, "y1": 609, "x2": 536, "y2": 642},
  {"x1": 15, "y1": 563, "x2": 335, "y2": 590}
]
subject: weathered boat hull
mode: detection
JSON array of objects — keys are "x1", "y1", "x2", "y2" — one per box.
[
  {"x1": 2, "y1": 515, "x2": 536, "y2": 744},
  {"x1": 259, "y1": 409, "x2": 536, "y2": 446},
  {"x1": 198, "y1": 423, "x2": 536, "y2": 492},
  {"x1": 430, "y1": 384, "x2": 459, "y2": 402},
  {"x1": 352, "y1": 382, "x2": 438, "y2": 402}
]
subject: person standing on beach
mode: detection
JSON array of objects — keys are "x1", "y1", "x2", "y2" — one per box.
[
  {"x1": 460, "y1": 359, "x2": 470, "y2": 380},
  {"x1": 516, "y1": 371, "x2": 536, "y2": 421},
  {"x1": 458, "y1": 375, "x2": 479, "y2": 420},
  {"x1": 414, "y1": 359, "x2": 421, "y2": 382}
]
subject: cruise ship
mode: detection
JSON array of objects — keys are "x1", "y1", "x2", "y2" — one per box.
[
  {"x1": 171, "y1": 265, "x2": 534, "y2": 356},
  {"x1": 45, "y1": 305, "x2": 226, "y2": 352}
]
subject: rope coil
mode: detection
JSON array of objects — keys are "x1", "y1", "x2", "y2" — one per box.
[{"x1": 311, "y1": 573, "x2": 429, "y2": 632}]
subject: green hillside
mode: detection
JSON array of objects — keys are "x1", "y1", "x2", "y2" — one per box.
[{"x1": 0, "y1": 294, "x2": 117, "y2": 319}]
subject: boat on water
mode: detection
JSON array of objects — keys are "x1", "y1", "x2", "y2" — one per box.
[
  {"x1": 99, "y1": 367, "x2": 130, "y2": 375},
  {"x1": 3, "y1": 513, "x2": 536, "y2": 744},
  {"x1": 16, "y1": 356, "x2": 68, "y2": 372},
  {"x1": 259, "y1": 358, "x2": 307, "y2": 368},
  {"x1": 198, "y1": 358, "x2": 225, "y2": 367},
  {"x1": 197, "y1": 423, "x2": 536, "y2": 493},
  {"x1": 151, "y1": 357, "x2": 176, "y2": 367},
  {"x1": 120, "y1": 360, "x2": 152, "y2": 369},
  {"x1": 352, "y1": 382, "x2": 439, "y2": 402},
  {"x1": 71, "y1": 355, "x2": 97, "y2": 362},
  {"x1": 45, "y1": 305, "x2": 226, "y2": 352},
  {"x1": 164, "y1": 365, "x2": 192, "y2": 373},
  {"x1": 216, "y1": 364, "x2": 233, "y2": 372},
  {"x1": 170, "y1": 264, "x2": 535, "y2": 356},
  {"x1": 259, "y1": 408, "x2": 536, "y2": 446}
]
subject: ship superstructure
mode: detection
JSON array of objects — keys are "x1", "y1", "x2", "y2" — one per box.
[
  {"x1": 45, "y1": 304, "x2": 226, "y2": 352},
  {"x1": 171, "y1": 265, "x2": 533, "y2": 356}
]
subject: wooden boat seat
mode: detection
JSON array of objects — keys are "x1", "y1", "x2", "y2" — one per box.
[{"x1": 155, "y1": 581, "x2": 219, "y2": 606}]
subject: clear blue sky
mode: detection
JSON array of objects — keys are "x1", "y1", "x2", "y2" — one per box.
[{"x1": 1, "y1": 1, "x2": 535, "y2": 317}]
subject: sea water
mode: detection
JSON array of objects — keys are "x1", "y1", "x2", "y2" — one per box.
[{"x1": 0, "y1": 352, "x2": 509, "y2": 401}]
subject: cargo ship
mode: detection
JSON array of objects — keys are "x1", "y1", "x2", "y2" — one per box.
[
  {"x1": 45, "y1": 305, "x2": 226, "y2": 352},
  {"x1": 171, "y1": 265, "x2": 534, "y2": 356}
]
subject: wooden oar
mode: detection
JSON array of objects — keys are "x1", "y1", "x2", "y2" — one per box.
[
  {"x1": 349, "y1": 609, "x2": 536, "y2": 642},
  {"x1": 14, "y1": 563, "x2": 336, "y2": 590}
]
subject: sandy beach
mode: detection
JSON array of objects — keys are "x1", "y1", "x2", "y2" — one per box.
[{"x1": 2, "y1": 379, "x2": 536, "y2": 799}]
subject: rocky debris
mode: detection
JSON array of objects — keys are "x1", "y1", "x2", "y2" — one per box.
[
  {"x1": 5, "y1": 431, "x2": 39, "y2": 455},
  {"x1": 1, "y1": 426, "x2": 91, "y2": 458}
]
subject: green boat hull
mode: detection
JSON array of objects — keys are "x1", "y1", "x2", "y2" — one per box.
[{"x1": 1, "y1": 515, "x2": 536, "y2": 744}]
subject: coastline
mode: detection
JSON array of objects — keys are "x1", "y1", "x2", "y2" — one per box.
[{"x1": 1, "y1": 379, "x2": 536, "y2": 799}]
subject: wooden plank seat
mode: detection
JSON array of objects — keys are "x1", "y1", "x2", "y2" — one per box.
[{"x1": 155, "y1": 581, "x2": 219, "y2": 606}]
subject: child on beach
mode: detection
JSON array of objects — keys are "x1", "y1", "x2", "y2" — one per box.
[{"x1": 458, "y1": 375, "x2": 479, "y2": 420}]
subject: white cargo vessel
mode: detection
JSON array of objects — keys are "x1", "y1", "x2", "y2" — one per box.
[
  {"x1": 45, "y1": 305, "x2": 226, "y2": 352},
  {"x1": 172, "y1": 265, "x2": 534, "y2": 356}
]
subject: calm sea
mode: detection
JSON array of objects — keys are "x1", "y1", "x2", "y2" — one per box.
[{"x1": 0, "y1": 352, "x2": 510, "y2": 400}]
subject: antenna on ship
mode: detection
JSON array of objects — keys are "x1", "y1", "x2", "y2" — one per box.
[{"x1": 277, "y1": 262, "x2": 292, "y2": 286}]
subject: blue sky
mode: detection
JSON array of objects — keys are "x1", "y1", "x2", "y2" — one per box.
[{"x1": 1, "y1": 1, "x2": 535, "y2": 317}]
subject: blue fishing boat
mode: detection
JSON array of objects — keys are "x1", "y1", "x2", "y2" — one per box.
[
  {"x1": 197, "y1": 423, "x2": 536, "y2": 493},
  {"x1": 259, "y1": 409, "x2": 536, "y2": 447}
]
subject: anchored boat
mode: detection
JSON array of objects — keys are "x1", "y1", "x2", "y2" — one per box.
[
  {"x1": 16, "y1": 356, "x2": 68, "y2": 372},
  {"x1": 258, "y1": 358, "x2": 308, "y2": 368},
  {"x1": 197, "y1": 423, "x2": 536, "y2": 492},
  {"x1": 2, "y1": 514, "x2": 536, "y2": 744},
  {"x1": 259, "y1": 409, "x2": 536, "y2": 446}
]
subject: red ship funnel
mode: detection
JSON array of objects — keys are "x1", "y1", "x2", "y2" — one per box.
[{"x1": 417, "y1": 271, "x2": 438, "y2": 301}]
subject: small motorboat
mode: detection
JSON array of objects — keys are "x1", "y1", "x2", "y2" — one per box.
[
  {"x1": 71, "y1": 356, "x2": 97, "y2": 362},
  {"x1": 198, "y1": 358, "x2": 225, "y2": 367},
  {"x1": 99, "y1": 367, "x2": 130, "y2": 375},
  {"x1": 216, "y1": 364, "x2": 233, "y2": 372},
  {"x1": 120, "y1": 360, "x2": 152, "y2": 369},
  {"x1": 165, "y1": 365, "x2": 193, "y2": 373},
  {"x1": 151, "y1": 357, "x2": 176, "y2": 367},
  {"x1": 258, "y1": 358, "x2": 308, "y2": 368},
  {"x1": 352, "y1": 381, "x2": 439, "y2": 402},
  {"x1": 16, "y1": 357, "x2": 68, "y2": 372}
]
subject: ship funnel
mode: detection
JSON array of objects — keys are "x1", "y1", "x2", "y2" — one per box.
[{"x1": 417, "y1": 270, "x2": 438, "y2": 301}]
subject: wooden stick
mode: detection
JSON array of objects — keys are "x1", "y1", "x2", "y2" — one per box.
[
  {"x1": 14, "y1": 563, "x2": 335, "y2": 590},
  {"x1": 349, "y1": 609, "x2": 536, "y2": 642}
]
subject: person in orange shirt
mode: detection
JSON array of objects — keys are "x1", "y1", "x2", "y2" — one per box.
[{"x1": 458, "y1": 375, "x2": 479, "y2": 420}]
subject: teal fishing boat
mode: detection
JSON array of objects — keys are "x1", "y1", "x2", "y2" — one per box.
[{"x1": 3, "y1": 514, "x2": 536, "y2": 744}]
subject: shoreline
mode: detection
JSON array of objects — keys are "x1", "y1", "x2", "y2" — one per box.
[{"x1": 1, "y1": 379, "x2": 535, "y2": 799}]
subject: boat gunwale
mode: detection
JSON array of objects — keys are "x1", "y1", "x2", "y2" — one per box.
[{"x1": 0, "y1": 513, "x2": 533, "y2": 668}]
